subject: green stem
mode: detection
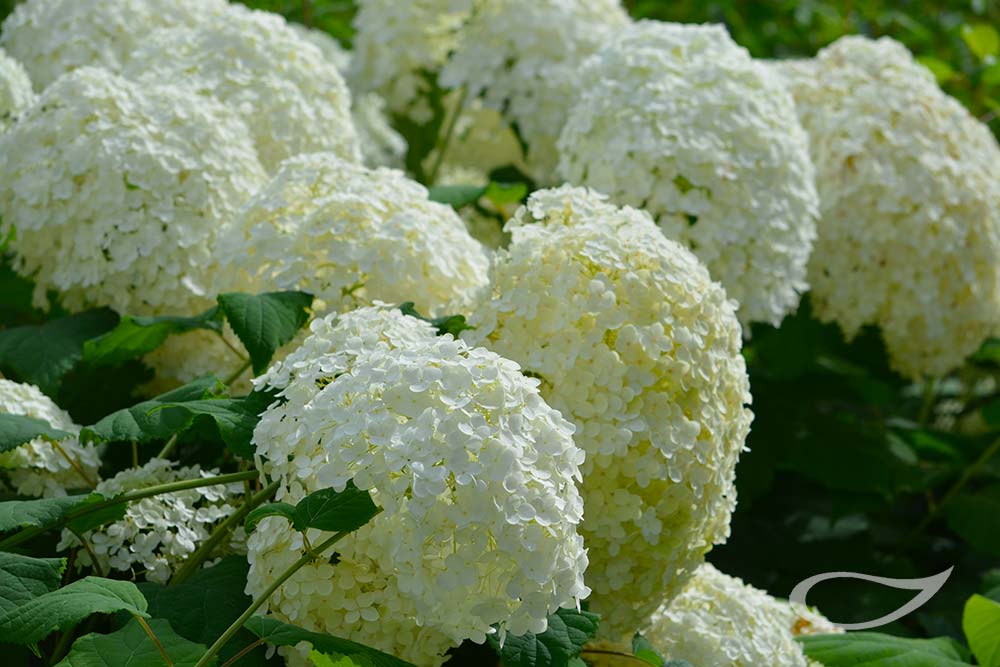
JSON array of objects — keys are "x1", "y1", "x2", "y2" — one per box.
[
  {"x1": 68, "y1": 527, "x2": 105, "y2": 578},
  {"x1": 224, "y1": 359, "x2": 252, "y2": 387},
  {"x1": 918, "y1": 379, "x2": 937, "y2": 426},
  {"x1": 134, "y1": 614, "x2": 174, "y2": 667},
  {"x1": 170, "y1": 480, "x2": 278, "y2": 586},
  {"x1": 157, "y1": 434, "x2": 179, "y2": 460},
  {"x1": 0, "y1": 470, "x2": 259, "y2": 550},
  {"x1": 50, "y1": 439, "x2": 96, "y2": 489},
  {"x1": 192, "y1": 529, "x2": 353, "y2": 667},
  {"x1": 427, "y1": 88, "x2": 468, "y2": 186},
  {"x1": 218, "y1": 638, "x2": 265, "y2": 667}
]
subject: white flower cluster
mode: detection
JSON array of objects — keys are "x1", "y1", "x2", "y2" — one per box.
[
  {"x1": 123, "y1": 5, "x2": 359, "y2": 173},
  {"x1": 776, "y1": 36, "x2": 1000, "y2": 378},
  {"x1": 441, "y1": 0, "x2": 630, "y2": 181},
  {"x1": 558, "y1": 21, "x2": 819, "y2": 327},
  {"x1": 0, "y1": 67, "x2": 266, "y2": 315},
  {"x1": 248, "y1": 306, "x2": 589, "y2": 666},
  {"x1": 58, "y1": 458, "x2": 245, "y2": 584},
  {"x1": 0, "y1": 380, "x2": 100, "y2": 498},
  {"x1": 220, "y1": 153, "x2": 489, "y2": 316},
  {"x1": 0, "y1": 0, "x2": 227, "y2": 89},
  {"x1": 0, "y1": 47, "x2": 33, "y2": 134},
  {"x1": 465, "y1": 187, "x2": 752, "y2": 639},
  {"x1": 645, "y1": 564, "x2": 839, "y2": 667}
]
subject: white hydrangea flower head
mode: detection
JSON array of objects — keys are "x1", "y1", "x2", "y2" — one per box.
[
  {"x1": 58, "y1": 458, "x2": 245, "y2": 584},
  {"x1": 776, "y1": 35, "x2": 1000, "y2": 378},
  {"x1": 247, "y1": 306, "x2": 589, "y2": 665},
  {"x1": 0, "y1": 380, "x2": 100, "y2": 498},
  {"x1": 0, "y1": 47, "x2": 34, "y2": 134},
  {"x1": 0, "y1": 0, "x2": 228, "y2": 90},
  {"x1": 465, "y1": 186, "x2": 752, "y2": 639},
  {"x1": 289, "y1": 23, "x2": 352, "y2": 72},
  {"x1": 440, "y1": 0, "x2": 629, "y2": 182},
  {"x1": 123, "y1": 5, "x2": 359, "y2": 173},
  {"x1": 557, "y1": 21, "x2": 819, "y2": 327},
  {"x1": 645, "y1": 564, "x2": 839, "y2": 667},
  {"x1": 0, "y1": 67, "x2": 266, "y2": 315},
  {"x1": 219, "y1": 153, "x2": 490, "y2": 317}
]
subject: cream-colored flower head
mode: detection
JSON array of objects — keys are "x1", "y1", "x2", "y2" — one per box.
[
  {"x1": 219, "y1": 153, "x2": 489, "y2": 316},
  {"x1": 247, "y1": 305, "x2": 589, "y2": 665},
  {"x1": 123, "y1": 5, "x2": 359, "y2": 172},
  {"x1": 645, "y1": 564, "x2": 839, "y2": 667},
  {"x1": 0, "y1": 0, "x2": 228, "y2": 89},
  {"x1": 440, "y1": 0, "x2": 629, "y2": 182},
  {"x1": 558, "y1": 21, "x2": 819, "y2": 327},
  {"x1": 0, "y1": 379, "x2": 100, "y2": 498},
  {"x1": 0, "y1": 67, "x2": 266, "y2": 315},
  {"x1": 465, "y1": 186, "x2": 752, "y2": 639},
  {"x1": 776, "y1": 35, "x2": 1000, "y2": 378},
  {"x1": 0, "y1": 47, "x2": 34, "y2": 133}
]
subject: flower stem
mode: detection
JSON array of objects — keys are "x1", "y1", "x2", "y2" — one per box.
[
  {"x1": 427, "y1": 88, "x2": 468, "y2": 186},
  {"x1": 134, "y1": 614, "x2": 174, "y2": 667},
  {"x1": 50, "y1": 439, "x2": 96, "y2": 489},
  {"x1": 157, "y1": 434, "x2": 179, "y2": 460},
  {"x1": 224, "y1": 359, "x2": 253, "y2": 387}
]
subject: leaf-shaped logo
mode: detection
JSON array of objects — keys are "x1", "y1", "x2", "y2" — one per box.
[{"x1": 789, "y1": 567, "x2": 954, "y2": 630}]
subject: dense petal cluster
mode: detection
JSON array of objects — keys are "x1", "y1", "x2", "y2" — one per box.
[
  {"x1": 0, "y1": 47, "x2": 33, "y2": 133},
  {"x1": 558, "y1": 21, "x2": 818, "y2": 327},
  {"x1": 441, "y1": 0, "x2": 629, "y2": 181},
  {"x1": 775, "y1": 36, "x2": 1000, "y2": 378},
  {"x1": 0, "y1": 67, "x2": 266, "y2": 315},
  {"x1": 248, "y1": 306, "x2": 589, "y2": 665},
  {"x1": 0, "y1": 380, "x2": 100, "y2": 498},
  {"x1": 219, "y1": 153, "x2": 489, "y2": 316},
  {"x1": 645, "y1": 564, "x2": 839, "y2": 667},
  {"x1": 465, "y1": 187, "x2": 752, "y2": 639},
  {"x1": 124, "y1": 5, "x2": 359, "y2": 172},
  {"x1": 58, "y1": 458, "x2": 245, "y2": 584},
  {"x1": 0, "y1": 0, "x2": 227, "y2": 89}
]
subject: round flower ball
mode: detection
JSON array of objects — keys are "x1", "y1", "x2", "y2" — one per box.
[
  {"x1": 0, "y1": 47, "x2": 34, "y2": 134},
  {"x1": 557, "y1": 21, "x2": 819, "y2": 328},
  {"x1": 0, "y1": 0, "x2": 228, "y2": 90},
  {"x1": 465, "y1": 186, "x2": 752, "y2": 640},
  {"x1": 247, "y1": 306, "x2": 589, "y2": 666},
  {"x1": 0, "y1": 379, "x2": 100, "y2": 498},
  {"x1": 0, "y1": 66, "x2": 266, "y2": 316},
  {"x1": 644, "y1": 564, "x2": 840, "y2": 667},
  {"x1": 58, "y1": 458, "x2": 245, "y2": 584},
  {"x1": 218, "y1": 153, "x2": 490, "y2": 317},
  {"x1": 775, "y1": 36, "x2": 1000, "y2": 379},
  {"x1": 123, "y1": 5, "x2": 359, "y2": 173},
  {"x1": 440, "y1": 0, "x2": 630, "y2": 182}
]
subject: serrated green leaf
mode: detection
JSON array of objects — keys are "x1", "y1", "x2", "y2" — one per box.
[
  {"x1": 0, "y1": 552, "x2": 65, "y2": 616},
  {"x1": 217, "y1": 291, "x2": 313, "y2": 375},
  {"x1": 398, "y1": 302, "x2": 473, "y2": 338},
  {"x1": 962, "y1": 23, "x2": 1000, "y2": 60},
  {"x1": 0, "y1": 494, "x2": 97, "y2": 534},
  {"x1": 964, "y1": 594, "x2": 1000, "y2": 667},
  {"x1": 427, "y1": 184, "x2": 487, "y2": 208},
  {"x1": 945, "y1": 484, "x2": 1000, "y2": 556},
  {"x1": 798, "y1": 632, "x2": 972, "y2": 667},
  {"x1": 244, "y1": 616, "x2": 416, "y2": 667},
  {"x1": 82, "y1": 307, "x2": 222, "y2": 365},
  {"x1": 294, "y1": 482, "x2": 379, "y2": 533},
  {"x1": 488, "y1": 608, "x2": 600, "y2": 667},
  {"x1": 55, "y1": 618, "x2": 211, "y2": 667},
  {"x1": 0, "y1": 414, "x2": 73, "y2": 454},
  {"x1": 0, "y1": 577, "x2": 148, "y2": 646},
  {"x1": 153, "y1": 388, "x2": 277, "y2": 459},
  {"x1": 245, "y1": 502, "x2": 298, "y2": 532},
  {"x1": 631, "y1": 634, "x2": 665, "y2": 667}
]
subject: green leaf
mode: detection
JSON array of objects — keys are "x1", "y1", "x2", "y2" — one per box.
[
  {"x1": 798, "y1": 632, "x2": 972, "y2": 667},
  {"x1": 917, "y1": 55, "x2": 955, "y2": 83},
  {"x1": 0, "y1": 414, "x2": 73, "y2": 454},
  {"x1": 244, "y1": 616, "x2": 416, "y2": 667},
  {"x1": 245, "y1": 502, "x2": 298, "y2": 533},
  {"x1": 964, "y1": 594, "x2": 1000, "y2": 667},
  {"x1": 82, "y1": 307, "x2": 222, "y2": 366},
  {"x1": 945, "y1": 484, "x2": 1000, "y2": 555},
  {"x1": 427, "y1": 184, "x2": 487, "y2": 208},
  {"x1": 0, "y1": 577, "x2": 148, "y2": 646},
  {"x1": 398, "y1": 302, "x2": 473, "y2": 338},
  {"x1": 488, "y1": 608, "x2": 600, "y2": 667},
  {"x1": 217, "y1": 291, "x2": 313, "y2": 375},
  {"x1": 631, "y1": 634, "x2": 665, "y2": 667},
  {"x1": 55, "y1": 618, "x2": 212, "y2": 667},
  {"x1": 293, "y1": 482, "x2": 379, "y2": 533},
  {"x1": 0, "y1": 309, "x2": 118, "y2": 396},
  {"x1": 0, "y1": 494, "x2": 98, "y2": 534},
  {"x1": 483, "y1": 181, "x2": 528, "y2": 206},
  {"x1": 153, "y1": 389, "x2": 278, "y2": 459},
  {"x1": 983, "y1": 570, "x2": 1000, "y2": 603},
  {"x1": 311, "y1": 652, "x2": 362, "y2": 667},
  {"x1": 0, "y1": 552, "x2": 65, "y2": 616},
  {"x1": 962, "y1": 23, "x2": 1000, "y2": 60}
]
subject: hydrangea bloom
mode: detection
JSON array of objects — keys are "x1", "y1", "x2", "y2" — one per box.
[
  {"x1": 644, "y1": 564, "x2": 839, "y2": 667},
  {"x1": 0, "y1": 0, "x2": 227, "y2": 89},
  {"x1": 465, "y1": 187, "x2": 752, "y2": 639},
  {"x1": 247, "y1": 306, "x2": 589, "y2": 665},
  {"x1": 0, "y1": 380, "x2": 100, "y2": 498},
  {"x1": 124, "y1": 6, "x2": 359, "y2": 172},
  {"x1": 557, "y1": 21, "x2": 818, "y2": 327},
  {"x1": 440, "y1": 0, "x2": 630, "y2": 181},
  {"x1": 219, "y1": 153, "x2": 489, "y2": 316},
  {"x1": 0, "y1": 67, "x2": 266, "y2": 315},
  {"x1": 775, "y1": 36, "x2": 1000, "y2": 378},
  {"x1": 58, "y1": 458, "x2": 245, "y2": 584},
  {"x1": 0, "y1": 47, "x2": 34, "y2": 134}
]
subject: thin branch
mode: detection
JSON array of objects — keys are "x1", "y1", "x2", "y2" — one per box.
[{"x1": 50, "y1": 439, "x2": 96, "y2": 489}]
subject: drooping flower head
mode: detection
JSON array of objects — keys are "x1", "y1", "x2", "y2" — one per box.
[
  {"x1": 558, "y1": 21, "x2": 819, "y2": 327},
  {"x1": 465, "y1": 187, "x2": 752, "y2": 639},
  {"x1": 0, "y1": 47, "x2": 34, "y2": 134}
]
